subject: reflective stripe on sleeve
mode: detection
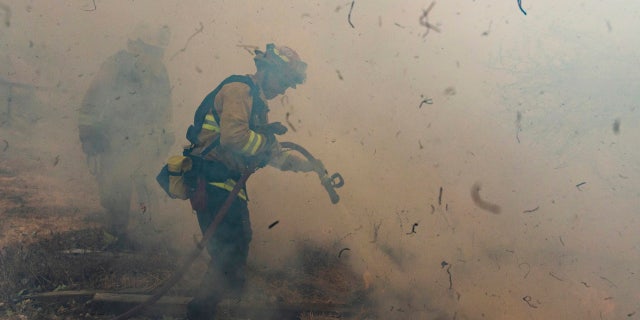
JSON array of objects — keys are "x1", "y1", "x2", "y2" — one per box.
[
  {"x1": 202, "y1": 114, "x2": 220, "y2": 132},
  {"x1": 241, "y1": 130, "x2": 263, "y2": 156},
  {"x1": 209, "y1": 179, "x2": 248, "y2": 201}
]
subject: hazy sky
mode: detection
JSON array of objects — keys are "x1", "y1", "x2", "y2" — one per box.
[{"x1": 2, "y1": 1, "x2": 639, "y2": 319}]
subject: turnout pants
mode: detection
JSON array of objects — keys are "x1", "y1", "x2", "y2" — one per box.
[{"x1": 190, "y1": 176, "x2": 252, "y2": 305}]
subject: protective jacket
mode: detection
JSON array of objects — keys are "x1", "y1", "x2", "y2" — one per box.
[{"x1": 187, "y1": 75, "x2": 309, "y2": 180}]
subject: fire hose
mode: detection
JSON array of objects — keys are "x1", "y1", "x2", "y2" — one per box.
[
  {"x1": 279, "y1": 141, "x2": 344, "y2": 204},
  {"x1": 112, "y1": 142, "x2": 342, "y2": 319}
]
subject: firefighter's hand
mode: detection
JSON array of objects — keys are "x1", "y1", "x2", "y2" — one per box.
[
  {"x1": 268, "y1": 122, "x2": 288, "y2": 135},
  {"x1": 254, "y1": 122, "x2": 288, "y2": 136},
  {"x1": 79, "y1": 125, "x2": 109, "y2": 155}
]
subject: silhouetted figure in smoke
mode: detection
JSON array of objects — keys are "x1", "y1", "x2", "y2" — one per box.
[
  {"x1": 78, "y1": 25, "x2": 174, "y2": 241},
  {"x1": 183, "y1": 44, "x2": 322, "y2": 319}
]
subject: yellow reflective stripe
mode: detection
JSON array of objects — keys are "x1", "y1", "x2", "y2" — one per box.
[
  {"x1": 240, "y1": 131, "x2": 257, "y2": 154},
  {"x1": 209, "y1": 179, "x2": 247, "y2": 201},
  {"x1": 241, "y1": 130, "x2": 263, "y2": 155},
  {"x1": 202, "y1": 123, "x2": 218, "y2": 131},
  {"x1": 202, "y1": 114, "x2": 219, "y2": 132},
  {"x1": 251, "y1": 133, "x2": 263, "y2": 154},
  {"x1": 274, "y1": 47, "x2": 289, "y2": 62}
]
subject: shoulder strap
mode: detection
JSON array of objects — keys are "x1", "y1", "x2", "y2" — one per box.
[{"x1": 187, "y1": 75, "x2": 262, "y2": 156}]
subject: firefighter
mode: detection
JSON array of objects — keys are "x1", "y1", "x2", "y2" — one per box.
[
  {"x1": 184, "y1": 43, "x2": 321, "y2": 319},
  {"x1": 78, "y1": 25, "x2": 174, "y2": 242}
]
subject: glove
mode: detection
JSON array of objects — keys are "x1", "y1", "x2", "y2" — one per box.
[
  {"x1": 254, "y1": 122, "x2": 288, "y2": 136},
  {"x1": 79, "y1": 125, "x2": 109, "y2": 155}
]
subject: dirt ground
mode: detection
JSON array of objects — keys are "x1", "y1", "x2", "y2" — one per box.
[{"x1": 0, "y1": 152, "x2": 372, "y2": 320}]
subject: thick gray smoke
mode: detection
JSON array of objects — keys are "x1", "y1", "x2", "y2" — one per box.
[{"x1": 1, "y1": 1, "x2": 639, "y2": 319}]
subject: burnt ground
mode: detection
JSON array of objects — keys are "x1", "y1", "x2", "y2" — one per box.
[{"x1": 0, "y1": 159, "x2": 375, "y2": 320}]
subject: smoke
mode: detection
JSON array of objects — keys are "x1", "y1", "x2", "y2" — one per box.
[{"x1": 1, "y1": 0, "x2": 639, "y2": 319}]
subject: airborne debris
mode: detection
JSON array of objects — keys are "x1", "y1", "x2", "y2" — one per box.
[
  {"x1": 575, "y1": 181, "x2": 586, "y2": 190},
  {"x1": 2, "y1": 139, "x2": 8, "y2": 151},
  {"x1": 517, "y1": 0, "x2": 527, "y2": 15},
  {"x1": 285, "y1": 112, "x2": 296, "y2": 132},
  {"x1": 347, "y1": 0, "x2": 355, "y2": 28},
  {"x1": 338, "y1": 247, "x2": 350, "y2": 258},
  {"x1": 522, "y1": 295, "x2": 538, "y2": 308},
  {"x1": 470, "y1": 182, "x2": 501, "y2": 214},
  {"x1": 481, "y1": 21, "x2": 492, "y2": 36},
  {"x1": 522, "y1": 206, "x2": 539, "y2": 213},
  {"x1": 268, "y1": 220, "x2": 280, "y2": 229},
  {"x1": 405, "y1": 222, "x2": 419, "y2": 235},
  {"x1": 613, "y1": 118, "x2": 620, "y2": 134},
  {"x1": 419, "y1": 95, "x2": 433, "y2": 108},
  {"x1": 599, "y1": 275, "x2": 617, "y2": 288},
  {"x1": 549, "y1": 272, "x2": 564, "y2": 281},
  {"x1": 170, "y1": 22, "x2": 204, "y2": 61},
  {"x1": 419, "y1": 1, "x2": 440, "y2": 37}
]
